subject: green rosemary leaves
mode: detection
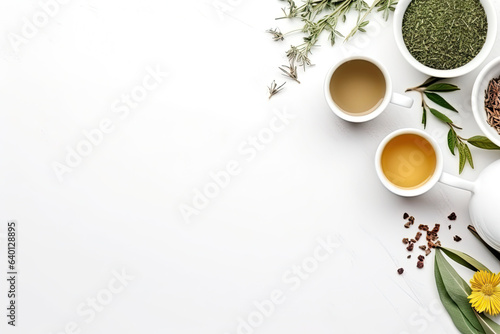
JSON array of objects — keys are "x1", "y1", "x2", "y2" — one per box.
[{"x1": 268, "y1": 0, "x2": 397, "y2": 89}]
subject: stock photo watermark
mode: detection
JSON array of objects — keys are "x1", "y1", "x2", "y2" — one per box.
[
  {"x1": 223, "y1": 235, "x2": 342, "y2": 334},
  {"x1": 179, "y1": 107, "x2": 296, "y2": 224},
  {"x1": 51, "y1": 64, "x2": 168, "y2": 182},
  {"x1": 48, "y1": 268, "x2": 134, "y2": 334},
  {"x1": 399, "y1": 299, "x2": 445, "y2": 334},
  {"x1": 7, "y1": 0, "x2": 74, "y2": 55}
]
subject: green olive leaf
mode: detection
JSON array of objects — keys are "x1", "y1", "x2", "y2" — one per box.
[
  {"x1": 435, "y1": 250, "x2": 485, "y2": 334},
  {"x1": 464, "y1": 144, "x2": 474, "y2": 169},
  {"x1": 425, "y1": 92, "x2": 459, "y2": 112},
  {"x1": 476, "y1": 312, "x2": 500, "y2": 334},
  {"x1": 435, "y1": 249, "x2": 484, "y2": 332},
  {"x1": 426, "y1": 83, "x2": 461, "y2": 92},
  {"x1": 467, "y1": 136, "x2": 500, "y2": 150},
  {"x1": 458, "y1": 143, "x2": 466, "y2": 174},
  {"x1": 429, "y1": 108, "x2": 453, "y2": 124},
  {"x1": 439, "y1": 247, "x2": 490, "y2": 272},
  {"x1": 422, "y1": 105, "x2": 427, "y2": 128},
  {"x1": 448, "y1": 129, "x2": 457, "y2": 155},
  {"x1": 419, "y1": 76, "x2": 442, "y2": 88}
]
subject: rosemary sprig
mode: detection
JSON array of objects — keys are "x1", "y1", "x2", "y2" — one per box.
[
  {"x1": 407, "y1": 77, "x2": 500, "y2": 174},
  {"x1": 279, "y1": 59, "x2": 301, "y2": 83},
  {"x1": 268, "y1": 80, "x2": 286, "y2": 99},
  {"x1": 269, "y1": 0, "x2": 398, "y2": 79},
  {"x1": 266, "y1": 28, "x2": 284, "y2": 41},
  {"x1": 344, "y1": 0, "x2": 378, "y2": 41},
  {"x1": 376, "y1": 0, "x2": 398, "y2": 20}
]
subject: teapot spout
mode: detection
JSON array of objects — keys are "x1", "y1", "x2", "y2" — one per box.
[{"x1": 439, "y1": 172, "x2": 475, "y2": 193}]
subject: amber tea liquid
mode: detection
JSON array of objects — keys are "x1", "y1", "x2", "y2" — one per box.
[
  {"x1": 381, "y1": 134, "x2": 437, "y2": 189},
  {"x1": 329, "y1": 59, "x2": 386, "y2": 115}
]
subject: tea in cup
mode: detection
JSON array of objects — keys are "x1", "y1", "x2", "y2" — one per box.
[
  {"x1": 324, "y1": 56, "x2": 413, "y2": 122},
  {"x1": 375, "y1": 128, "x2": 443, "y2": 197}
]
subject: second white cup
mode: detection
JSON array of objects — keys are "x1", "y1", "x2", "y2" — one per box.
[{"x1": 324, "y1": 56, "x2": 413, "y2": 123}]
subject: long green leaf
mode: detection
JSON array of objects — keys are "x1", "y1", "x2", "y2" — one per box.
[
  {"x1": 426, "y1": 83, "x2": 461, "y2": 92},
  {"x1": 464, "y1": 144, "x2": 474, "y2": 169},
  {"x1": 435, "y1": 252, "x2": 485, "y2": 334},
  {"x1": 430, "y1": 108, "x2": 453, "y2": 124},
  {"x1": 422, "y1": 105, "x2": 427, "y2": 128},
  {"x1": 448, "y1": 129, "x2": 457, "y2": 155},
  {"x1": 468, "y1": 226, "x2": 500, "y2": 262},
  {"x1": 476, "y1": 312, "x2": 500, "y2": 334},
  {"x1": 440, "y1": 247, "x2": 490, "y2": 272},
  {"x1": 459, "y1": 143, "x2": 466, "y2": 174},
  {"x1": 419, "y1": 76, "x2": 442, "y2": 88},
  {"x1": 436, "y1": 249, "x2": 484, "y2": 332},
  {"x1": 467, "y1": 136, "x2": 500, "y2": 150},
  {"x1": 425, "y1": 92, "x2": 459, "y2": 112}
]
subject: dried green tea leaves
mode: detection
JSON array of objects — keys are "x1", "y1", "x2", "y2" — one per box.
[{"x1": 402, "y1": 0, "x2": 487, "y2": 70}]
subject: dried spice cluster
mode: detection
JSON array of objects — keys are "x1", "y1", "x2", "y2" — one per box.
[
  {"x1": 485, "y1": 76, "x2": 500, "y2": 134},
  {"x1": 397, "y1": 212, "x2": 460, "y2": 275}
]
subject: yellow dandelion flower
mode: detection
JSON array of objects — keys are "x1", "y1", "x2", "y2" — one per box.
[{"x1": 468, "y1": 270, "x2": 500, "y2": 315}]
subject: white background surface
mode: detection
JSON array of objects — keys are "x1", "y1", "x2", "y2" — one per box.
[{"x1": 1, "y1": 0, "x2": 500, "y2": 333}]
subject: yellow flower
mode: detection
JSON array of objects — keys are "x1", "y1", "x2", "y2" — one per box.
[{"x1": 468, "y1": 270, "x2": 500, "y2": 315}]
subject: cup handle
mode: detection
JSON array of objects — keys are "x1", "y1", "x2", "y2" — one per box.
[
  {"x1": 390, "y1": 92, "x2": 414, "y2": 108},
  {"x1": 439, "y1": 172, "x2": 475, "y2": 193}
]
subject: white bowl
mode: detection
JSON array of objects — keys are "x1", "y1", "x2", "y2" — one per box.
[
  {"x1": 393, "y1": 0, "x2": 497, "y2": 78},
  {"x1": 472, "y1": 57, "x2": 500, "y2": 146}
]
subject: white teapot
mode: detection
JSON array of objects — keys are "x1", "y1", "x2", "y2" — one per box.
[
  {"x1": 376, "y1": 128, "x2": 500, "y2": 251},
  {"x1": 441, "y1": 160, "x2": 500, "y2": 251}
]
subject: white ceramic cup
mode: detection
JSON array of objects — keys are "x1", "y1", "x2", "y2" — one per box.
[
  {"x1": 375, "y1": 128, "x2": 443, "y2": 197},
  {"x1": 376, "y1": 128, "x2": 480, "y2": 197},
  {"x1": 324, "y1": 56, "x2": 413, "y2": 123},
  {"x1": 393, "y1": 0, "x2": 497, "y2": 78}
]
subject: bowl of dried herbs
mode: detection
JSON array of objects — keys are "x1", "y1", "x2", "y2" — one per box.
[
  {"x1": 393, "y1": 0, "x2": 497, "y2": 78},
  {"x1": 472, "y1": 57, "x2": 500, "y2": 147}
]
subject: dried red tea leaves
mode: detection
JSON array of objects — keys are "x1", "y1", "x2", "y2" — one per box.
[
  {"x1": 417, "y1": 261, "x2": 424, "y2": 269},
  {"x1": 418, "y1": 255, "x2": 425, "y2": 261},
  {"x1": 454, "y1": 235, "x2": 462, "y2": 242},
  {"x1": 419, "y1": 245, "x2": 427, "y2": 251},
  {"x1": 448, "y1": 225, "x2": 452, "y2": 230},
  {"x1": 407, "y1": 255, "x2": 411, "y2": 259},
  {"x1": 398, "y1": 268, "x2": 404, "y2": 275},
  {"x1": 403, "y1": 238, "x2": 409, "y2": 244},
  {"x1": 407, "y1": 243, "x2": 414, "y2": 251},
  {"x1": 448, "y1": 212, "x2": 457, "y2": 221},
  {"x1": 425, "y1": 249, "x2": 431, "y2": 256},
  {"x1": 485, "y1": 77, "x2": 500, "y2": 134},
  {"x1": 415, "y1": 232, "x2": 422, "y2": 241},
  {"x1": 403, "y1": 212, "x2": 409, "y2": 219}
]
